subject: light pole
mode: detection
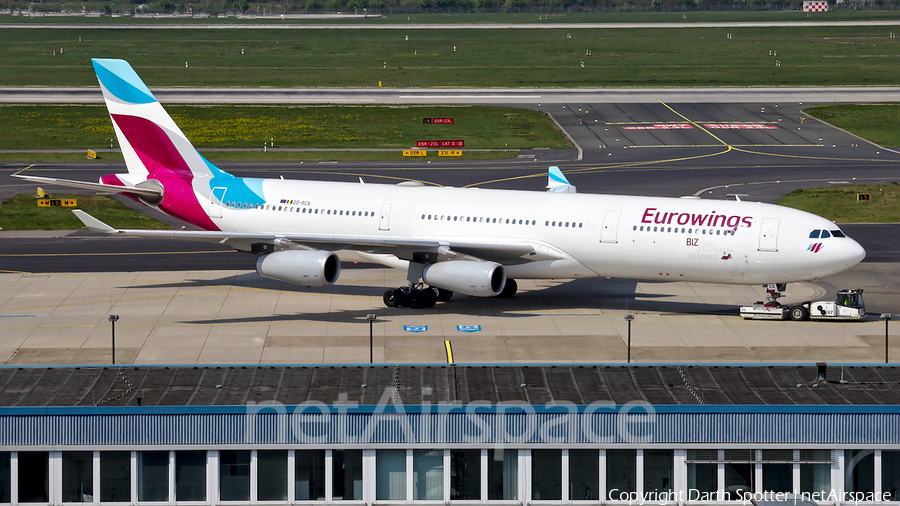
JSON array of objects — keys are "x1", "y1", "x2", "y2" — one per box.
[
  {"x1": 624, "y1": 314, "x2": 634, "y2": 363},
  {"x1": 108, "y1": 314, "x2": 119, "y2": 364},
  {"x1": 366, "y1": 314, "x2": 377, "y2": 364},
  {"x1": 882, "y1": 313, "x2": 892, "y2": 363}
]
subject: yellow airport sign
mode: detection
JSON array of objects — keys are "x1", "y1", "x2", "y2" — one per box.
[
  {"x1": 403, "y1": 150, "x2": 427, "y2": 157},
  {"x1": 36, "y1": 187, "x2": 45, "y2": 198},
  {"x1": 858, "y1": 193, "x2": 871, "y2": 202},
  {"x1": 439, "y1": 150, "x2": 462, "y2": 157},
  {"x1": 38, "y1": 199, "x2": 77, "y2": 207},
  {"x1": 87, "y1": 149, "x2": 98, "y2": 159}
]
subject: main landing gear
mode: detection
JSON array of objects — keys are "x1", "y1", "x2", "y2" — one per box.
[
  {"x1": 383, "y1": 286, "x2": 453, "y2": 309},
  {"x1": 382, "y1": 279, "x2": 518, "y2": 309}
]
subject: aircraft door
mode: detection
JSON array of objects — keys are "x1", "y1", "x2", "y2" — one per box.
[
  {"x1": 600, "y1": 210, "x2": 621, "y2": 243},
  {"x1": 758, "y1": 218, "x2": 780, "y2": 251},
  {"x1": 209, "y1": 187, "x2": 227, "y2": 219},
  {"x1": 379, "y1": 204, "x2": 392, "y2": 231}
]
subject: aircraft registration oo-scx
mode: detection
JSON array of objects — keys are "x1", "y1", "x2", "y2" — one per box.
[{"x1": 14, "y1": 59, "x2": 866, "y2": 309}]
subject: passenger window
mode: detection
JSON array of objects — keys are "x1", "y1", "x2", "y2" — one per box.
[
  {"x1": 565, "y1": 222, "x2": 570, "y2": 227},
  {"x1": 809, "y1": 230, "x2": 820, "y2": 238},
  {"x1": 821, "y1": 230, "x2": 831, "y2": 238},
  {"x1": 653, "y1": 227, "x2": 658, "y2": 232},
  {"x1": 702, "y1": 230, "x2": 706, "y2": 234},
  {"x1": 633, "y1": 226, "x2": 637, "y2": 231},
  {"x1": 421, "y1": 214, "x2": 425, "y2": 219}
]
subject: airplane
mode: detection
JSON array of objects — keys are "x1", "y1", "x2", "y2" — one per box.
[{"x1": 14, "y1": 59, "x2": 866, "y2": 309}]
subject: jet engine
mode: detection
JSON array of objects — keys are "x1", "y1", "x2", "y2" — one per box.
[
  {"x1": 256, "y1": 250, "x2": 341, "y2": 287},
  {"x1": 422, "y1": 260, "x2": 506, "y2": 297}
]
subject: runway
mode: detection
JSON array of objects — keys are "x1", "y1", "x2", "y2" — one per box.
[
  {"x1": 2, "y1": 96, "x2": 900, "y2": 365},
  {"x1": 4, "y1": 86, "x2": 900, "y2": 104}
]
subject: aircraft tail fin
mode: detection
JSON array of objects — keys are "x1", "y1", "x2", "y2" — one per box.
[
  {"x1": 546, "y1": 166, "x2": 577, "y2": 193},
  {"x1": 91, "y1": 58, "x2": 226, "y2": 183}
]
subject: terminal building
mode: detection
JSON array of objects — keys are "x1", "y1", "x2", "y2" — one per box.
[{"x1": 0, "y1": 363, "x2": 898, "y2": 505}]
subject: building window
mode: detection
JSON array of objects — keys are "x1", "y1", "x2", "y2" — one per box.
[
  {"x1": 413, "y1": 450, "x2": 443, "y2": 500},
  {"x1": 883, "y1": 450, "x2": 900, "y2": 501},
  {"x1": 724, "y1": 450, "x2": 754, "y2": 500},
  {"x1": 19, "y1": 452, "x2": 49, "y2": 502},
  {"x1": 100, "y1": 452, "x2": 130, "y2": 503},
  {"x1": 0, "y1": 452, "x2": 9, "y2": 503},
  {"x1": 799, "y1": 450, "x2": 831, "y2": 499},
  {"x1": 846, "y1": 450, "x2": 875, "y2": 496},
  {"x1": 606, "y1": 449, "x2": 636, "y2": 501},
  {"x1": 761, "y1": 450, "x2": 792, "y2": 494},
  {"x1": 376, "y1": 450, "x2": 407, "y2": 501},
  {"x1": 643, "y1": 449, "x2": 674, "y2": 496},
  {"x1": 139, "y1": 452, "x2": 169, "y2": 502},
  {"x1": 531, "y1": 449, "x2": 561, "y2": 501},
  {"x1": 175, "y1": 451, "x2": 206, "y2": 502},
  {"x1": 450, "y1": 449, "x2": 480, "y2": 500},
  {"x1": 62, "y1": 451, "x2": 93, "y2": 503},
  {"x1": 258, "y1": 451, "x2": 288, "y2": 502},
  {"x1": 686, "y1": 450, "x2": 717, "y2": 498},
  {"x1": 488, "y1": 449, "x2": 517, "y2": 500},
  {"x1": 295, "y1": 450, "x2": 325, "y2": 501},
  {"x1": 219, "y1": 450, "x2": 250, "y2": 502},
  {"x1": 332, "y1": 450, "x2": 362, "y2": 501},
  {"x1": 568, "y1": 449, "x2": 598, "y2": 500}
]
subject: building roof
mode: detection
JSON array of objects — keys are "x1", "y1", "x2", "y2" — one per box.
[{"x1": 0, "y1": 363, "x2": 898, "y2": 408}]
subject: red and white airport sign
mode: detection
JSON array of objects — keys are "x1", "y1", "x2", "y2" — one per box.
[{"x1": 417, "y1": 140, "x2": 464, "y2": 148}]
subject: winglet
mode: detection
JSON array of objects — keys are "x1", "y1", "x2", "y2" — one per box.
[
  {"x1": 72, "y1": 210, "x2": 118, "y2": 234},
  {"x1": 547, "y1": 166, "x2": 577, "y2": 193}
]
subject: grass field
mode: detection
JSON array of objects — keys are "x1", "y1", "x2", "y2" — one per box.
[
  {"x1": 777, "y1": 184, "x2": 900, "y2": 223},
  {"x1": 5, "y1": 24, "x2": 900, "y2": 87},
  {"x1": 2, "y1": 104, "x2": 569, "y2": 150},
  {"x1": 805, "y1": 104, "x2": 900, "y2": 148},
  {"x1": 0, "y1": 193, "x2": 170, "y2": 230}
]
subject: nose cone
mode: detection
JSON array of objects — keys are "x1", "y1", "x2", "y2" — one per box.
[{"x1": 845, "y1": 237, "x2": 867, "y2": 267}]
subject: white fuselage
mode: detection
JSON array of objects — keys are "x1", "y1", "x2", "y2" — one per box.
[{"x1": 203, "y1": 178, "x2": 866, "y2": 285}]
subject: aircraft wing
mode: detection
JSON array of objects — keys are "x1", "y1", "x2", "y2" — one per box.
[
  {"x1": 72, "y1": 210, "x2": 544, "y2": 264},
  {"x1": 13, "y1": 174, "x2": 164, "y2": 199}
]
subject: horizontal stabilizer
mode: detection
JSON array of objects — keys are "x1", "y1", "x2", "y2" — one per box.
[
  {"x1": 72, "y1": 209, "x2": 118, "y2": 233},
  {"x1": 13, "y1": 174, "x2": 163, "y2": 198}
]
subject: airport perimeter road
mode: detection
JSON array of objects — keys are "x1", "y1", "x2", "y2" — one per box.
[{"x1": 4, "y1": 87, "x2": 900, "y2": 105}]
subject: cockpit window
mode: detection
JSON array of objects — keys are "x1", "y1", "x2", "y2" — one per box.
[
  {"x1": 809, "y1": 230, "x2": 820, "y2": 238},
  {"x1": 821, "y1": 230, "x2": 831, "y2": 238},
  {"x1": 831, "y1": 230, "x2": 846, "y2": 238}
]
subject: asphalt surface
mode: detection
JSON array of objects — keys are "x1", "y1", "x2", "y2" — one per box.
[{"x1": 4, "y1": 87, "x2": 900, "y2": 105}]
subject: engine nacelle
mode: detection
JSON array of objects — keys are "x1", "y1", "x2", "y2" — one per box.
[
  {"x1": 423, "y1": 260, "x2": 506, "y2": 297},
  {"x1": 256, "y1": 250, "x2": 341, "y2": 287}
]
